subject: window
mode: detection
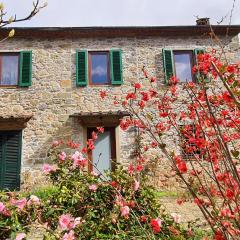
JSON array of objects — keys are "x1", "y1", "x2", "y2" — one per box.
[
  {"x1": 89, "y1": 52, "x2": 110, "y2": 85},
  {"x1": 173, "y1": 51, "x2": 194, "y2": 82},
  {"x1": 0, "y1": 54, "x2": 19, "y2": 86},
  {"x1": 0, "y1": 51, "x2": 32, "y2": 87},
  {"x1": 162, "y1": 48, "x2": 205, "y2": 84},
  {"x1": 179, "y1": 125, "x2": 202, "y2": 159},
  {"x1": 76, "y1": 49, "x2": 123, "y2": 86},
  {"x1": 0, "y1": 130, "x2": 22, "y2": 190}
]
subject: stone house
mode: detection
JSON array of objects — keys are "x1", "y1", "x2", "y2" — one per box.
[{"x1": 0, "y1": 24, "x2": 239, "y2": 190}]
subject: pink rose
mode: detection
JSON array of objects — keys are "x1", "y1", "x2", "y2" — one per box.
[
  {"x1": 171, "y1": 213, "x2": 181, "y2": 224},
  {"x1": 120, "y1": 206, "x2": 130, "y2": 217},
  {"x1": 71, "y1": 151, "x2": 87, "y2": 168},
  {"x1": 73, "y1": 217, "x2": 81, "y2": 228},
  {"x1": 52, "y1": 140, "x2": 60, "y2": 148},
  {"x1": 15, "y1": 233, "x2": 26, "y2": 240},
  {"x1": 59, "y1": 214, "x2": 74, "y2": 230},
  {"x1": 89, "y1": 184, "x2": 97, "y2": 192},
  {"x1": 71, "y1": 151, "x2": 81, "y2": 161},
  {"x1": 59, "y1": 152, "x2": 67, "y2": 161},
  {"x1": 43, "y1": 164, "x2": 56, "y2": 174},
  {"x1": 91, "y1": 171, "x2": 99, "y2": 177},
  {"x1": 62, "y1": 230, "x2": 76, "y2": 240},
  {"x1": 11, "y1": 198, "x2": 27, "y2": 210},
  {"x1": 28, "y1": 195, "x2": 40, "y2": 206},
  {"x1": 133, "y1": 180, "x2": 140, "y2": 191},
  {"x1": 0, "y1": 202, "x2": 6, "y2": 213}
]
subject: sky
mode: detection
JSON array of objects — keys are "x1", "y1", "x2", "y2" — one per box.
[{"x1": 1, "y1": 0, "x2": 240, "y2": 27}]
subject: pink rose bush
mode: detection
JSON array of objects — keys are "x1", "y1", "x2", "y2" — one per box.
[{"x1": 1, "y1": 130, "x2": 203, "y2": 239}]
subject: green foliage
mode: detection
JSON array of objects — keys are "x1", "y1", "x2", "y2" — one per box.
[{"x1": 0, "y1": 147, "x2": 209, "y2": 239}]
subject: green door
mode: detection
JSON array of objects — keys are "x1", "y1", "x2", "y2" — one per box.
[{"x1": 0, "y1": 130, "x2": 22, "y2": 191}]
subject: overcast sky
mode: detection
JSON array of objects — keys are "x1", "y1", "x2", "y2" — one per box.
[{"x1": 2, "y1": 0, "x2": 240, "y2": 27}]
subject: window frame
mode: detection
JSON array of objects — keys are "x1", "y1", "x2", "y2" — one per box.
[
  {"x1": 0, "y1": 52, "x2": 20, "y2": 87},
  {"x1": 179, "y1": 124, "x2": 202, "y2": 160},
  {"x1": 173, "y1": 50, "x2": 196, "y2": 83},
  {"x1": 88, "y1": 51, "x2": 111, "y2": 86}
]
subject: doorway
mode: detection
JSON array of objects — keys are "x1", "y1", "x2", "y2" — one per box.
[{"x1": 87, "y1": 127, "x2": 116, "y2": 175}]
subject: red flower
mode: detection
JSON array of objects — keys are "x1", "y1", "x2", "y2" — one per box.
[
  {"x1": 138, "y1": 100, "x2": 145, "y2": 109},
  {"x1": 192, "y1": 65, "x2": 198, "y2": 74},
  {"x1": 144, "y1": 146, "x2": 149, "y2": 152},
  {"x1": 150, "y1": 77, "x2": 156, "y2": 83},
  {"x1": 194, "y1": 198, "x2": 203, "y2": 206},
  {"x1": 120, "y1": 119, "x2": 132, "y2": 131},
  {"x1": 126, "y1": 92, "x2": 136, "y2": 100},
  {"x1": 122, "y1": 100, "x2": 127, "y2": 106},
  {"x1": 140, "y1": 215, "x2": 147, "y2": 223},
  {"x1": 128, "y1": 200, "x2": 135, "y2": 208},
  {"x1": 87, "y1": 139, "x2": 95, "y2": 150},
  {"x1": 149, "y1": 89, "x2": 157, "y2": 97},
  {"x1": 214, "y1": 230, "x2": 225, "y2": 240},
  {"x1": 100, "y1": 90, "x2": 107, "y2": 99},
  {"x1": 169, "y1": 76, "x2": 179, "y2": 85},
  {"x1": 151, "y1": 141, "x2": 158, "y2": 148},
  {"x1": 226, "y1": 65, "x2": 236, "y2": 73},
  {"x1": 150, "y1": 218, "x2": 162, "y2": 234},
  {"x1": 128, "y1": 164, "x2": 134, "y2": 175},
  {"x1": 67, "y1": 140, "x2": 80, "y2": 149},
  {"x1": 136, "y1": 165, "x2": 143, "y2": 172},
  {"x1": 177, "y1": 161, "x2": 187, "y2": 174},
  {"x1": 225, "y1": 188, "x2": 234, "y2": 200},
  {"x1": 111, "y1": 181, "x2": 118, "y2": 188},
  {"x1": 159, "y1": 112, "x2": 168, "y2": 118},
  {"x1": 140, "y1": 92, "x2": 150, "y2": 101},
  {"x1": 134, "y1": 83, "x2": 141, "y2": 89},
  {"x1": 188, "y1": 82, "x2": 195, "y2": 88},
  {"x1": 176, "y1": 199, "x2": 184, "y2": 205},
  {"x1": 96, "y1": 127, "x2": 104, "y2": 133},
  {"x1": 81, "y1": 147, "x2": 87, "y2": 153}
]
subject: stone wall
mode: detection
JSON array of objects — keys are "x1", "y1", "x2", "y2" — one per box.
[{"x1": 0, "y1": 34, "x2": 239, "y2": 190}]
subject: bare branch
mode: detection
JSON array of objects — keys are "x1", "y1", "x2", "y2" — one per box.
[{"x1": 0, "y1": 0, "x2": 47, "y2": 28}]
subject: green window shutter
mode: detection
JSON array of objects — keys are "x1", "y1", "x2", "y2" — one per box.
[
  {"x1": 162, "y1": 49, "x2": 175, "y2": 84},
  {"x1": 0, "y1": 131, "x2": 22, "y2": 191},
  {"x1": 19, "y1": 51, "x2": 32, "y2": 87},
  {"x1": 110, "y1": 49, "x2": 123, "y2": 85},
  {"x1": 76, "y1": 50, "x2": 88, "y2": 86},
  {"x1": 0, "y1": 135, "x2": 4, "y2": 189},
  {"x1": 194, "y1": 48, "x2": 206, "y2": 82}
]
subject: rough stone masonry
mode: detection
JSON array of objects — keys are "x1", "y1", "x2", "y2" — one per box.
[{"x1": 0, "y1": 26, "x2": 239, "y2": 191}]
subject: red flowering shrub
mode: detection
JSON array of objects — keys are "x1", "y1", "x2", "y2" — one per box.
[{"x1": 108, "y1": 53, "x2": 240, "y2": 239}]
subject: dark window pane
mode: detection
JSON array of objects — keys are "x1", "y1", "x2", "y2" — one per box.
[
  {"x1": 1, "y1": 55, "x2": 19, "y2": 85},
  {"x1": 91, "y1": 53, "x2": 109, "y2": 84},
  {"x1": 174, "y1": 52, "x2": 193, "y2": 82}
]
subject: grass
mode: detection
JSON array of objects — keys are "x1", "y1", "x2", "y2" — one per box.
[{"x1": 154, "y1": 190, "x2": 179, "y2": 198}]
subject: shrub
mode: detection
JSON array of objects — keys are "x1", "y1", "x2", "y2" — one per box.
[{"x1": 0, "y1": 139, "x2": 202, "y2": 239}]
